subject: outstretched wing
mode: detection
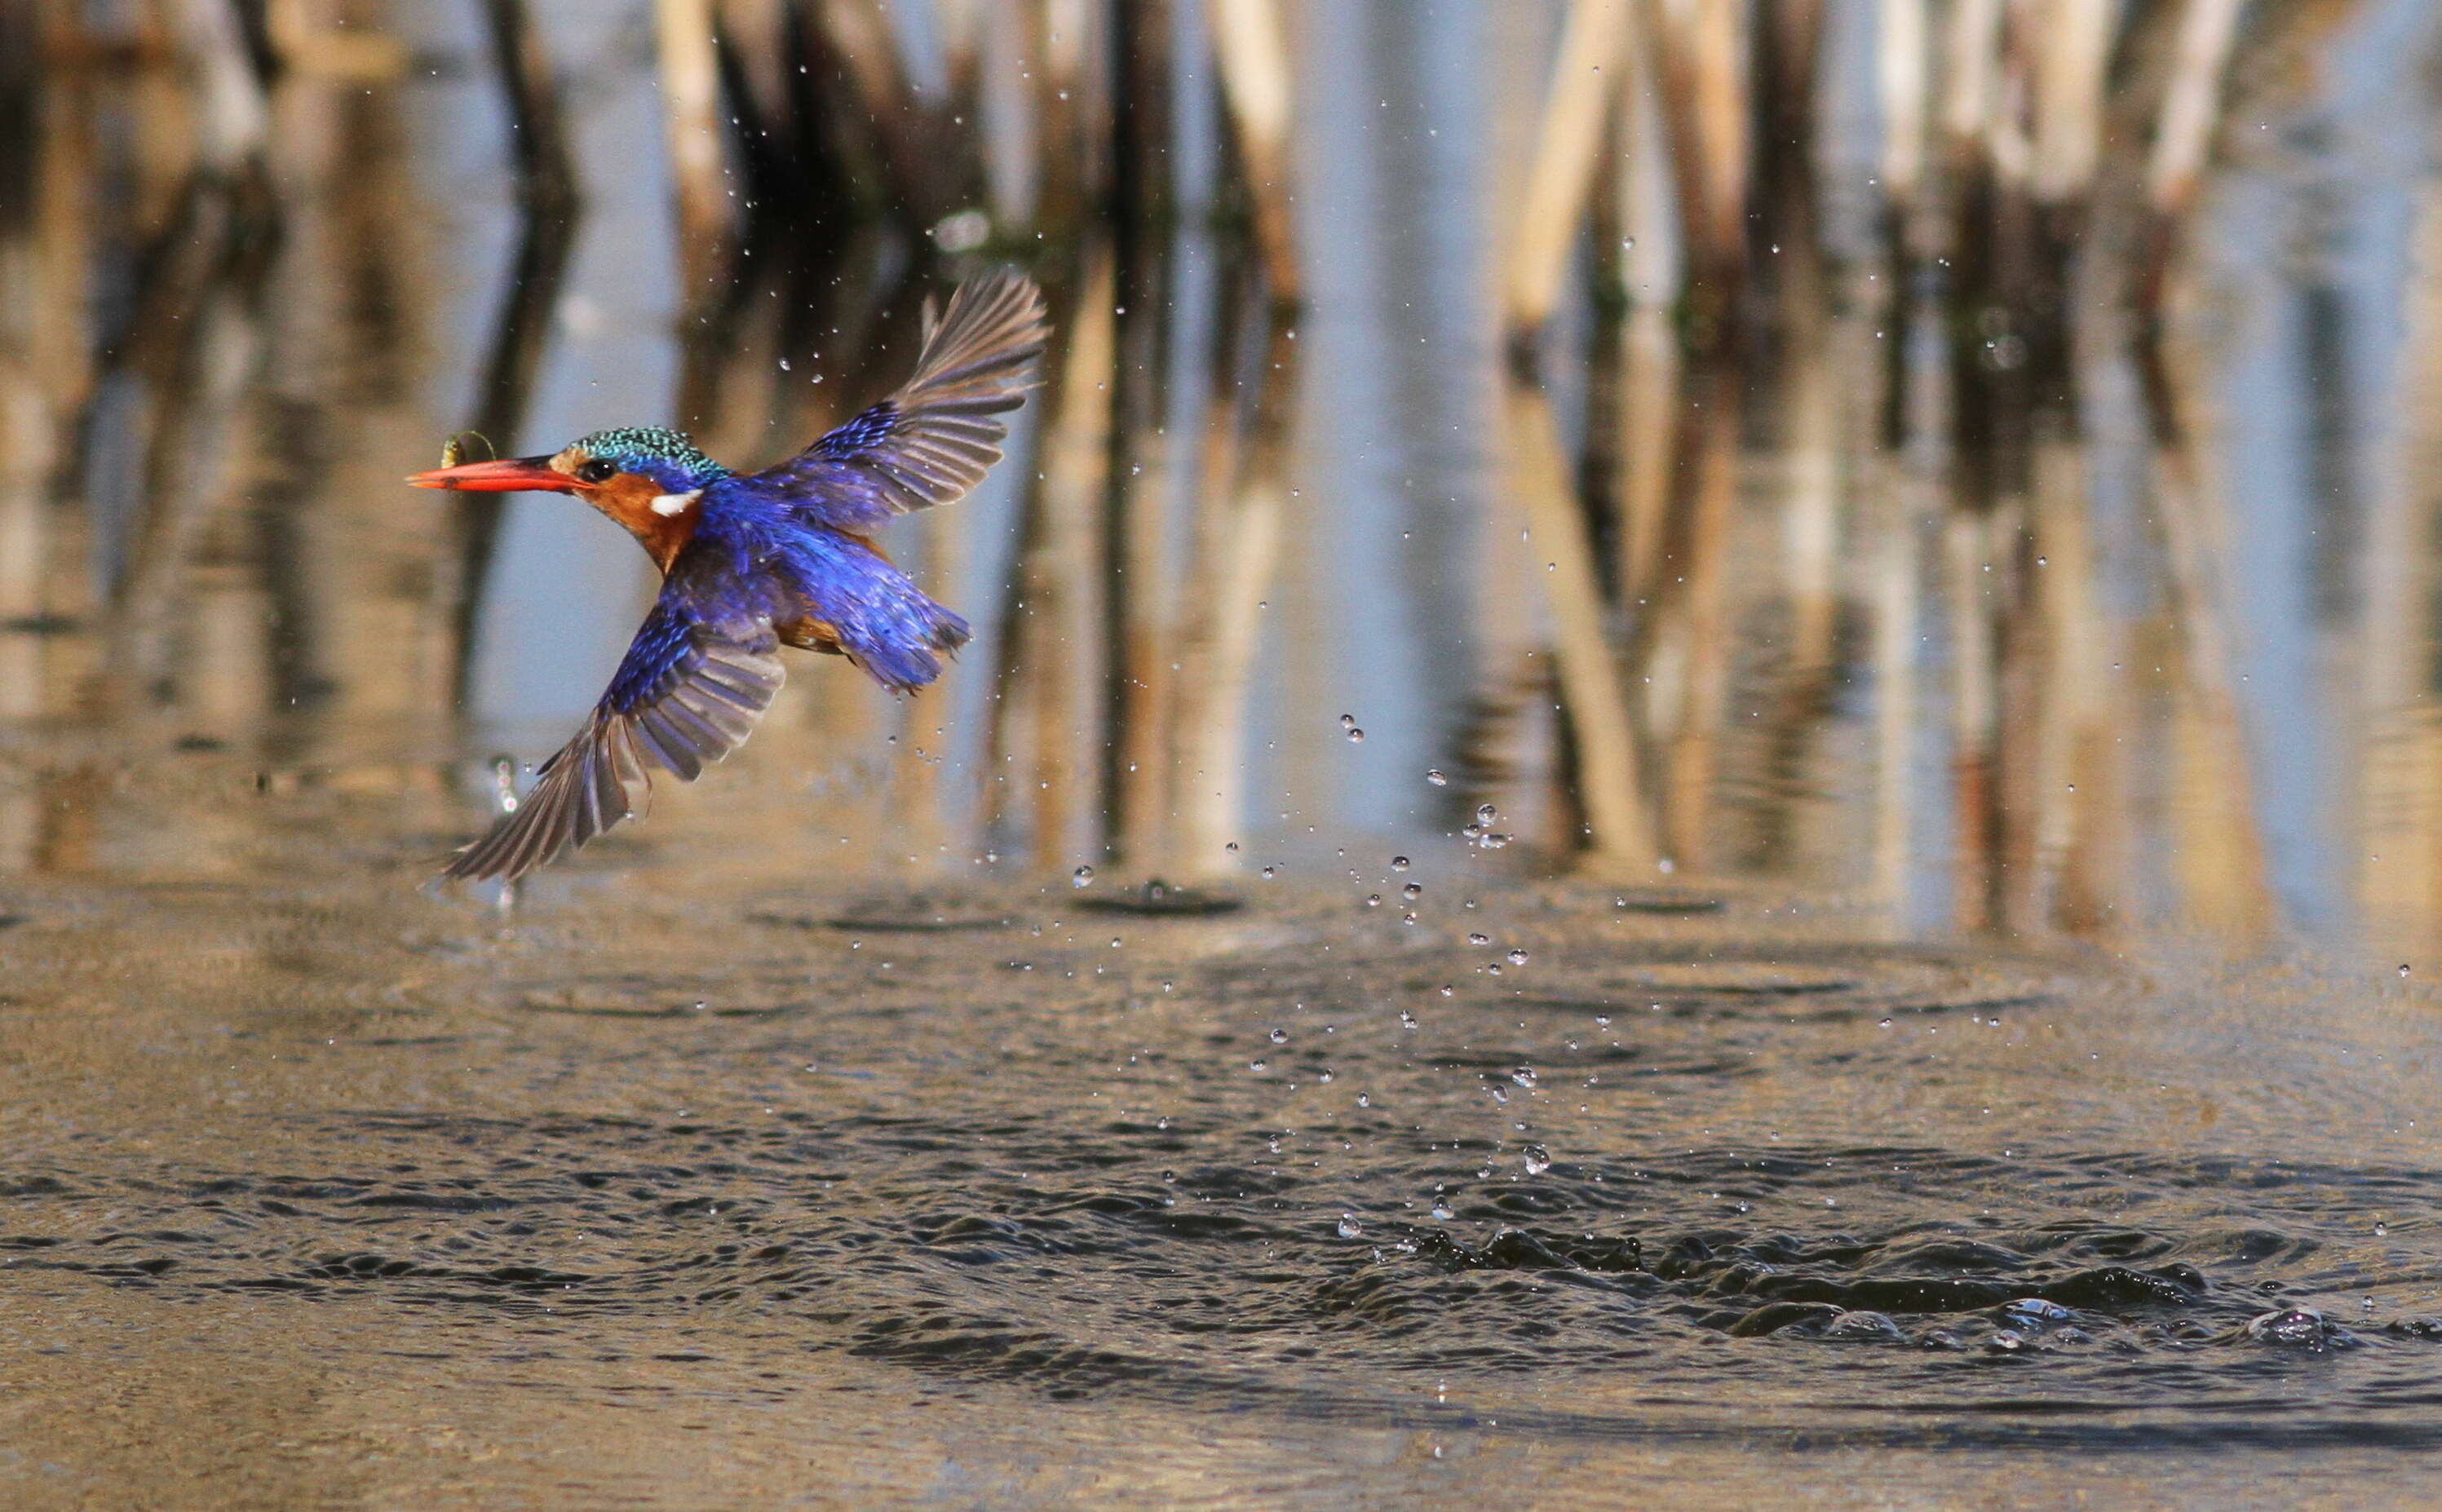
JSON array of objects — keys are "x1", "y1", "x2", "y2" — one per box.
[
  {"x1": 750, "y1": 270, "x2": 1048, "y2": 530},
  {"x1": 444, "y1": 576, "x2": 785, "y2": 882}
]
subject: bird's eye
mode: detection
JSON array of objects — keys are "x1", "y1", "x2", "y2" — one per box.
[{"x1": 574, "y1": 458, "x2": 618, "y2": 484}]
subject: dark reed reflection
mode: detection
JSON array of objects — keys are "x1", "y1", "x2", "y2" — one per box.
[{"x1": 3, "y1": 0, "x2": 2440, "y2": 960}]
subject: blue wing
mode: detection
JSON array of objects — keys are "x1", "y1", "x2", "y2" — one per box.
[
  {"x1": 748, "y1": 270, "x2": 1048, "y2": 530},
  {"x1": 444, "y1": 564, "x2": 785, "y2": 882}
]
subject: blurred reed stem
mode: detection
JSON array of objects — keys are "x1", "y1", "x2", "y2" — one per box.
[
  {"x1": 993, "y1": 251, "x2": 1115, "y2": 869},
  {"x1": 1506, "y1": 376, "x2": 1657, "y2": 873},
  {"x1": 1210, "y1": 0, "x2": 1298, "y2": 307},
  {"x1": 1505, "y1": 0, "x2": 1626, "y2": 345},
  {"x1": 1165, "y1": 276, "x2": 1295, "y2": 878},
  {"x1": 656, "y1": 0, "x2": 728, "y2": 313}
]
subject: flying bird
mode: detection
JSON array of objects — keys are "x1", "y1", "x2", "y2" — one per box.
[{"x1": 408, "y1": 271, "x2": 1047, "y2": 882}]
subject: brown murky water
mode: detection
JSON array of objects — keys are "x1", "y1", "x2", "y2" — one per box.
[{"x1": 8, "y1": 2, "x2": 2442, "y2": 1508}]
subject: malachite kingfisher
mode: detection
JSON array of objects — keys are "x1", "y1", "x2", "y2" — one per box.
[{"x1": 408, "y1": 271, "x2": 1048, "y2": 882}]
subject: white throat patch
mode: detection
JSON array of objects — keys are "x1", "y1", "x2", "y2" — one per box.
[{"x1": 648, "y1": 489, "x2": 701, "y2": 518}]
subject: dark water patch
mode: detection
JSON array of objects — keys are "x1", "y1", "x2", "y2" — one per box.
[
  {"x1": 751, "y1": 889, "x2": 1022, "y2": 932},
  {"x1": 1603, "y1": 891, "x2": 1727, "y2": 915},
  {"x1": 1076, "y1": 882, "x2": 1245, "y2": 917}
]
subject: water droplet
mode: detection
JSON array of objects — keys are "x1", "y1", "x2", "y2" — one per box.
[
  {"x1": 1072, "y1": 865, "x2": 1095, "y2": 888},
  {"x1": 1475, "y1": 803, "x2": 1497, "y2": 825},
  {"x1": 1468, "y1": 932, "x2": 1491, "y2": 947},
  {"x1": 1357, "y1": 1093, "x2": 1372, "y2": 1107},
  {"x1": 1511, "y1": 1068, "x2": 1538, "y2": 1089},
  {"x1": 1391, "y1": 855, "x2": 1410, "y2": 872},
  {"x1": 778, "y1": 357, "x2": 791, "y2": 371},
  {"x1": 1425, "y1": 769, "x2": 1449, "y2": 786},
  {"x1": 1480, "y1": 833, "x2": 1510, "y2": 849},
  {"x1": 2400, "y1": 964, "x2": 2413, "y2": 978},
  {"x1": 1431, "y1": 1200, "x2": 1454, "y2": 1220},
  {"x1": 1365, "y1": 893, "x2": 1382, "y2": 907},
  {"x1": 1878, "y1": 1018, "x2": 1893, "y2": 1029},
  {"x1": 1402, "y1": 882, "x2": 1422, "y2": 900},
  {"x1": 1250, "y1": 1059, "x2": 1269, "y2": 1073},
  {"x1": 1506, "y1": 948, "x2": 1528, "y2": 966},
  {"x1": 1347, "y1": 727, "x2": 1365, "y2": 743},
  {"x1": 1338, "y1": 713, "x2": 1356, "y2": 730},
  {"x1": 1437, "y1": 984, "x2": 1454, "y2": 997},
  {"x1": 1523, "y1": 1144, "x2": 1552, "y2": 1175},
  {"x1": 1318, "y1": 1068, "x2": 1334, "y2": 1082},
  {"x1": 1594, "y1": 1015, "x2": 1611, "y2": 1028},
  {"x1": 1398, "y1": 1010, "x2": 1419, "y2": 1029},
  {"x1": 1260, "y1": 865, "x2": 1277, "y2": 880},
  {"x1": 1268, "y1": 1027, "x2": 1288, "y2": 1044},
  {"x1": 2376, "y1": 1222, "x2": 2389, "y2": 1236},
  {"x1": 1337, "y1": 1214, "x2": 1364, "y2": 1239},
  {"x1": 1225, "y1": 842, "x2": 1240, "y2": 853}
]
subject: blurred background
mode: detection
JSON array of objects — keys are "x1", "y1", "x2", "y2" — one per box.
[{"x1": 3, "y1": 0, "x2": 2440, "y2": 956}]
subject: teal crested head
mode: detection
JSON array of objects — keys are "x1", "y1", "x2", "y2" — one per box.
[{"x1": 562, "y1": 426, "x2": 732, "y2": 492}]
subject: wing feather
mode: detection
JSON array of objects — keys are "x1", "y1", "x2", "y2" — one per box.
[
  {"x1": 748, "y1": 270, "x2": 1049, "y2": 528},
  {"x1": 442, "y1": 575, "x2": 784, "y2": 883}
]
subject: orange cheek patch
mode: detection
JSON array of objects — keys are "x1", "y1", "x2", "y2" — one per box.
[{"x1": 585, "y1": 475, "x2": 700, "y2": 572}]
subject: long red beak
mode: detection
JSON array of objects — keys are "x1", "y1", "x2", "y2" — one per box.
[{"x1": 405, "y1": 456, "x2": 574, "y2": 492}]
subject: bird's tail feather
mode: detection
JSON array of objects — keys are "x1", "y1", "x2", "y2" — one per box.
[{"x1": 842, "y1": 590, "x2": 969, "y2": 693}]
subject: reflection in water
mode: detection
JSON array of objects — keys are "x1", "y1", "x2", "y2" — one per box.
[
  {"x1": 9, "y1": 3, "x2": 2442, "y2": 1504},
  {"x1": 8, "y1": 5, "x2": 2442, "y2": 934}
]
